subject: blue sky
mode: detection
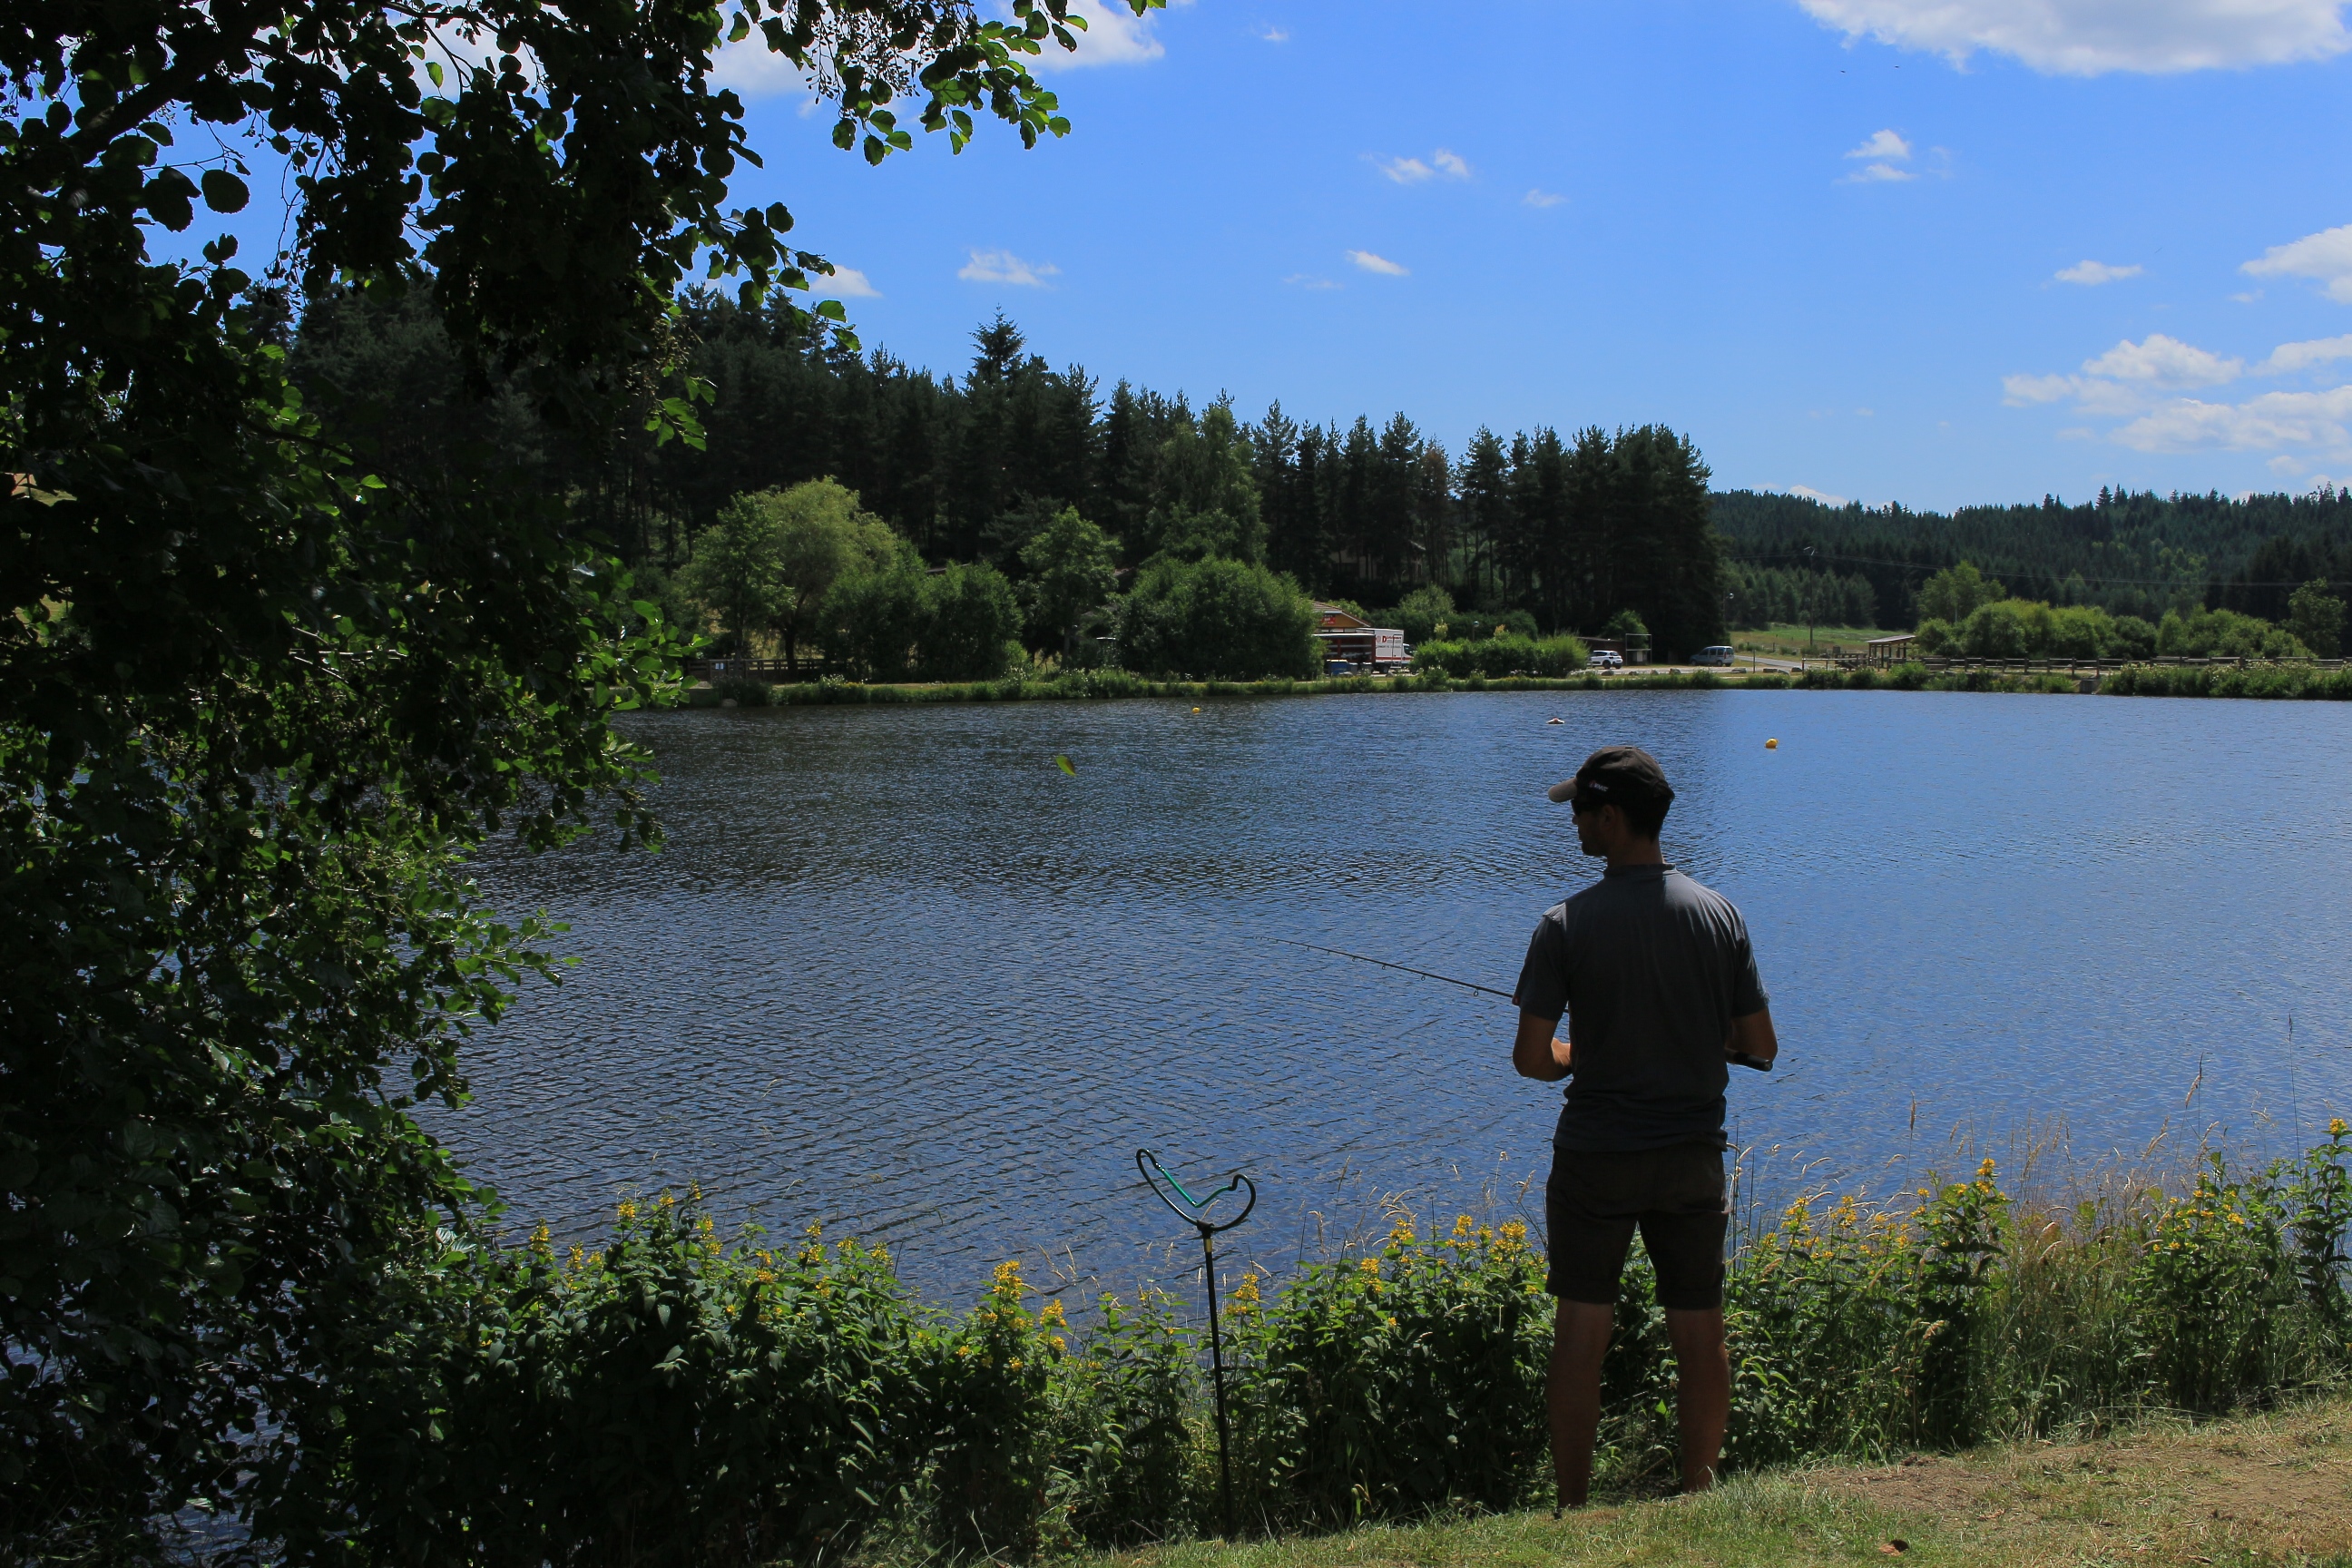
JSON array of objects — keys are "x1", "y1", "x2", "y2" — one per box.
[{"x1": 703, "y1": 0, "x2": 2352, "y2": 512}]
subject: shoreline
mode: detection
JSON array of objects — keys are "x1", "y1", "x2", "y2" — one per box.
[{"x1": 683, "y1": 660, "x2": 2352, "y2": 707}]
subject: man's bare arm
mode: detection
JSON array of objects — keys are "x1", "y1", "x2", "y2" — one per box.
[
  {"x1": 1514, "y1": 1011, "x2": 1573, "y2": 1081},
  {"x1": 1726, "y1": 1006, "x2": 1779, "y2": 1067}
]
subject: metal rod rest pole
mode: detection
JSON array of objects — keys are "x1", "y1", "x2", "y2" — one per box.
[{"x1": 1201, "y1": 1222, "x2": 1235, "y2": 1539}]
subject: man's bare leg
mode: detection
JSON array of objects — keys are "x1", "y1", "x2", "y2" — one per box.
[
  {"x1": 1663, "y1": 1306, "x2": 1730, "y2": 1494},
  {"x1": 1546, "y1": 1298, "x2": 1615, "y2": 1510}
]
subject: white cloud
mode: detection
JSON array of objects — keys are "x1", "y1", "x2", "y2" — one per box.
[
  {"x1": 2006, "y1": 328, "x2": 2352, "y2": 456},
  {"x1": 2054, "y1": 259, "x2": 2143, "y2": 284},
  {"x1": 1797, "y1": 0, "x2": 2352, "y2": 75},
  {"x1": 818, "y1": 266, "x2": 881, "y2": 299},
  {"x1": 1258, "y1": 24, "x2": 1289, "y2": 41},
  {"x1": 2002, "y1": 372, "x2": 2081, "y2": 405},
  {"x1": 2082, "y1": 333, "x2": 2244, "y2": 387},
  {"x1": 1372, "y1": 149, "x2": 1472, "y2": 185},
  {"x1": 1842, "y1": 162, "x2": 1916, "y2": 182},
  {"x1": 708, "y1": 37, "x2": 814, "y2": 96},
  {"x1": 1284, "y1": 273, "x2": 1340, "y2": 290},
  {"x1": 1027, "y1": 0, "x2": 1167, "y2": 70},
  {"x1": 2111, "y1": 386, "x2": 2352, "y2": 452},
  {"x1": 2242, "y1": 221, "x2": 2352, "y2": 302},
  {"x1": 1779, "y1": 484, "x2": 1852, "y2": 505},
  {"x1": 958, "y1": 249, "x2": 1059, "y2": 287},
  {"x1": 1346, "y1": 249, "x2": 1409, "y2": 276},
  {"x1": 1846, "y1": 128, "x2": 1913, "y2": 160},
  {"x1": 2263, "y1": 332, "x2": 2352, "y2": 371},
  {"x1": 1523, "y1": 188, "x2": 1566, "y2": 208},
  {"x1": 2004, "y1": 334, "x2": 2243, "y2": 415}
]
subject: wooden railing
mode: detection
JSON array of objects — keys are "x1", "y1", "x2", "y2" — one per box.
[
  {"x1": 1845, "y1": 654, "x2": 2352, "y2": 674},
  {"x1": 687, "y1": 657, "x2": 845, "y2": 682}
]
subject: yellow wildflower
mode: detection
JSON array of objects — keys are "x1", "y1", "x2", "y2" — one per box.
[
  {"x1": 1451, "y1": 1213, "x2": 1475, "y2": 1242},
  {"x1": 1357, "y1": 1257, "x2": 1380, "y2": 1278},
  {"x1": 1050, "y1": 1336, "x2": 1066, "y2": 1355},
  {"x1": 2332, "y1": 1117, "x2": 2347, "y2": 1137},
  {"x1": 754, "y1": 1268, "x2": 776, "y2": 1285},
  {"x1": 1387, "y1": 1316, "x2": 1399, "y2": 1329},
  {"x1": 659, "y1": 1191, "x2": 677, "y2": 1210},
  {"x1": 616, "y1": 1200, "x2": 639, "y2": 1223}
]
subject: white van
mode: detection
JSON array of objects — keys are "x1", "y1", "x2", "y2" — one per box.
[{"x1": 1693, "y1": 645, "x2": 1736, "y2": 667}]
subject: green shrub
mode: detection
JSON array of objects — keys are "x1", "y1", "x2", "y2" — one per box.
[
  {"x1": 2103, "y1": 662, "x2": 2352, "y2": 700},
  {"x1": 709, "y1": 673, "x2": 772, "y2": 706},
  {"x1": 201, "y1": 1127, "x2": 2352, "y2": 1560},
  {"x1": 918, "y1": 562, "x2": 1024, "y2": 681},
  {"x1": 1116, "y1": 558, "x2": 1318, "y2": 679},
  {"x1": 2156, "y1": 604, "x2": 2310, "y2": 660},
  {"x1": 1225, "y1": 1216, "x2": 1553, "y2": 1524},
  {"x1": 1411, "y1": 634, "x2": 1591, "y2": 679}
]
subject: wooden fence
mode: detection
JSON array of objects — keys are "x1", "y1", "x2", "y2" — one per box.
[{"x1": 1838, "y1": 652, "x2": 2351, "y2": 675}]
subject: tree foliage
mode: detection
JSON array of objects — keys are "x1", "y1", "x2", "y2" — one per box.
[
  {"x1": 1716, "y1": 485, "x2": 2352, "y2": 629},
  {"x1": 1117, "y1": 558, "x2": 1318, "y2": 680},
  {"x1": 1019, "y1": 506, "x2": 1121, "y2": 658},
  {"x1": 2, "y1": 0, "x2": 1152, "y2": 1552},
  {"x1": 682, "y1": 478, "x2": 890, "y2": 667}
]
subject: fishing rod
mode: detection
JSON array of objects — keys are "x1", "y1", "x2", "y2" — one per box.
[{"x1": 1276, "y1": 937, "x2": 1774, "y2": 1073}]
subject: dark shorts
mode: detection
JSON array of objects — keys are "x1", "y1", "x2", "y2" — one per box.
[{"x1": 1545, "y1": 1144, "x2": 1728, "y2": 1311}]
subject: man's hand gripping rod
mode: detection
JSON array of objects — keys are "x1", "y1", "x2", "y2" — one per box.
[{"x1": 1273, "y1": 938, "x2": 1773, "y2": 1073}]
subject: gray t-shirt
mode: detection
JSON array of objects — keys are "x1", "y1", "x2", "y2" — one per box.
[{"x1": 1513, "y1": 863, "x2": 1769, "y2": 1153}]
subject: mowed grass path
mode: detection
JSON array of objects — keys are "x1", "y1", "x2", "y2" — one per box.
[{"x1": 1085, "y1": 1398, "x2": 2352, "y2": 1568}]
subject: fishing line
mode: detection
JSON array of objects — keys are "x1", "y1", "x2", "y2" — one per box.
[{"x1": 1275, "y1": 936, "x2": 1774, "y2": 1073}]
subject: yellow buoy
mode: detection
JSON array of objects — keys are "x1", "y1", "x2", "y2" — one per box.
[
  {"x1": 1766, "y1": 738, "x2": 1779, "y2": 750},
  {"x1": 1191, "y1": 706, "x2": 1201, "y2": 713}
]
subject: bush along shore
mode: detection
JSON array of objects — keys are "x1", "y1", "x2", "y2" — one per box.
[
  {"x1": 266, "y1": 1128, "x2": 2352, "y2": 1564},
  {"x1": 689, "y1": 658, "x2": 2352, "y2": 708}
]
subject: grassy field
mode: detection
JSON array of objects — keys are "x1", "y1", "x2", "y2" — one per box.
[
  {"x1": 1084, "y1": 1396, "x2": 2352, "y2": 1568},
  {"x1": 1732, "y1": 622, "x2": 1905, "y2": 656}
]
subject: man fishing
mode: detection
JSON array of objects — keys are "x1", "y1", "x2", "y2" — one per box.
[{"x1": 1510, "y1": 744, "x2": 1778, "y2": 1510}]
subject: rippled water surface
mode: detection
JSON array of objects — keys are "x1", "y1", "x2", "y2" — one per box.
[{"x1": 446, "y1": 690, "x2": 2352, "y2": 1298}]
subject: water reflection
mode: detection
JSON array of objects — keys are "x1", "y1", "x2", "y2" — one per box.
[{"x1": 445, "y1": 690, "x2": 2352, "y2": 1299}]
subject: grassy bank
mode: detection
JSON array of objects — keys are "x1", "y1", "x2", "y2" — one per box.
[
  {"x1": 1083, "y1": 1396, "x2": 2352, "y2": 1568},
  {"x1": 220, "y1": 1128, "x2": 2352, "y2": 1565},
  {"x1": 687, "y1": 660, "x2": 2352, "y2": 707},
  {"x1": 690, "y1": 665, "x2": 2086, "y2": 708}
]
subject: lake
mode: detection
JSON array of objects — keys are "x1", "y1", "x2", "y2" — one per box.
[{"x1": 445, "y1": 689, "x2": 2352, "y2": 1302}]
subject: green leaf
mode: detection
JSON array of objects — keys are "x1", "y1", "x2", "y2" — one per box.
[{"x1": 198, "y1": 170, "x2": 250, "y2": 214}]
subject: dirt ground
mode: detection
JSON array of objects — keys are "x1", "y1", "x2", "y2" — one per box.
[{"x1": 1808, "y1": 1400, "x2": 2352, "y2": 1563}]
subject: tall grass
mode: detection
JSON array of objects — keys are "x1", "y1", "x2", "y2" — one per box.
[
  {"x1": 263, "y1": 1126, "x2": 2352, "y2": 1562},
  {"x1": 2102, "y1": 662, "x2": 2352, "y2": 700}
]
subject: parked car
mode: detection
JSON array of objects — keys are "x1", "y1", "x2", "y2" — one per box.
[
  {"x1": 1588, "y1": 650, "x2": 1622, "y2": 670},
  {"x1": 1693, "y1": 645, "x2": 1735, "y2": 667}
]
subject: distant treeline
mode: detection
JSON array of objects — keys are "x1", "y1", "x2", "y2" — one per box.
[
  {"x1": 1713, "y1": 487, "x2": 2352, "y2": 630},
  {"x1": 288, "y1": 289, "x2": 2352, "y2": 652},
  {"x1": 290, "y1": 294, "x2": 1726, "y2": 655}
]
